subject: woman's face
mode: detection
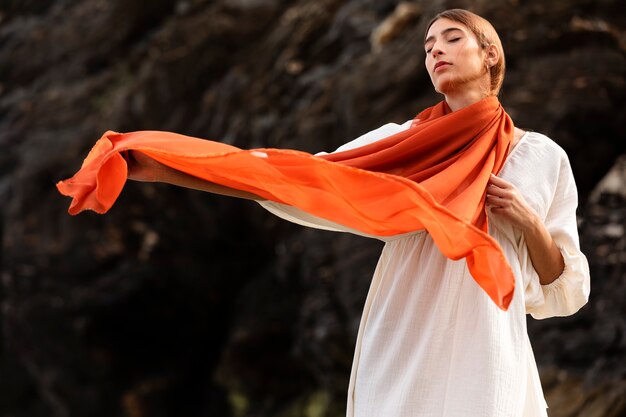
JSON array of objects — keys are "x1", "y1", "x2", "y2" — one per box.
[{"x1": 424, "y1": 18, "x2": 488, "y2": 96}]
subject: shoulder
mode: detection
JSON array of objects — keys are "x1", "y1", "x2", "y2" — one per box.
[
  {"x1": 504, "y1": 131, "x2": 573, "y2": 186},
  {"x1": 521, "y1": 131, "x2": 578, "y2": 199},
  {"x1": 330, "y1": 119, "x2": 413, "y2": 154},
  {"x1": 513, "y1": 130, "x2": 572, "y2": 176},
  {"x1": 522, "y1": 131, "x2": 569, "y2": 160}
]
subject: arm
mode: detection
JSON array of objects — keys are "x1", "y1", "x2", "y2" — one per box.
[
  {"x1": 486, "y1": 173, "x2": 565, "y2": 285},
  {"x1": 126, "y1": 150, "x2": 265, "y2": 201}
]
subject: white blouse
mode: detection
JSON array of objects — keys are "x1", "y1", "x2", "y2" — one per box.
[{"x1": 257, "y1": 120, "x2": 590, "y2": 417}]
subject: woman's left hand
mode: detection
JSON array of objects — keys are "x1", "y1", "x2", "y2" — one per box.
[
  {"x1": 485, "y1": 174, "x2": 539, "y2": 231},
  {"x1": 486, "y1": 173, "x2": 565, "y2": 284}
]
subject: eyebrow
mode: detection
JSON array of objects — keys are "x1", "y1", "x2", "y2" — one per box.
[{"x1": 424, "y1": 27, "x2": 464, "y2": 45}]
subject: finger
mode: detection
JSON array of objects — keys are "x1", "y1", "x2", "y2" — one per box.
[
  {"x1": 485, "y1": 195, "x2": 509, "y2": 207},
  {"x1": 488, "y1": 173, "x2": 511, "y2": 188},
  {"x1": 488, "y1": 206, "x2": 506, "y2": 215},
  {"x1": 486, "y1": 185, "x2": 510, "y2": 197}
]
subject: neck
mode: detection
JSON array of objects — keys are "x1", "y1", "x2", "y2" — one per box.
[{"x1": 444, "y1": 89, "x2": 490, "y2": 112}]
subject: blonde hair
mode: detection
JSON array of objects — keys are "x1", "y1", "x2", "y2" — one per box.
[{"x1": 425, "y1": 9, "x2": 506, "y2": 96}]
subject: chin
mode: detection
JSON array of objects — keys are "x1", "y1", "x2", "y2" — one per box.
[
  {"x1": 434, "y1": 74, "x2": 470, "y2": 96},
  {"x1": 434, "y1": 79, "x2": 455, "y2": 95}
]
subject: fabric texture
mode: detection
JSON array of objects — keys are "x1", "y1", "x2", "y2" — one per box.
[
  {"x1": 259, "y1": 125, "x2": 590, "y2": 417},
  {"x1": 57, "y1": 97, "x2": 515, "y2": 309}
]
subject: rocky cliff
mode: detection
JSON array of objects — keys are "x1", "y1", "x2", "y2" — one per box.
[{"x1": 1, "y1": 0, "x2": 625, "y2": 416}]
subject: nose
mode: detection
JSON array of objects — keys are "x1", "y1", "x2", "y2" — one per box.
[{"x1": 431, "y1": 44, "x2": 443, "y2": 58}]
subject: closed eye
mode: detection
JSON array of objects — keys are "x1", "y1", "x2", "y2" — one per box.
[{"x1": 425, "y1": 37, "x2": 461, "y2": 53}]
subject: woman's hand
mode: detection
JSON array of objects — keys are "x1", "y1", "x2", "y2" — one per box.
[
  {"x1": 485, "y1": 173, "x2": 539, "y2": 231},
  {"x1": 486, "y1": 173, "x2": 564, "y2": 284},
  {"x1": 125, "y1": 151, "x2": 167, "y2": 182}
]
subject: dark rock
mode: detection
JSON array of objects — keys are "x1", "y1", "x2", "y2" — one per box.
[
  {"x1": 528, "y1": 154, "x2": 626, "y2": 416},
  {"x1": 1, "y1": 0, "x2": 625, "y2": 416}
]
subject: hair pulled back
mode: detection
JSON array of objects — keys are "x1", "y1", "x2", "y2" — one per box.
[{"x1": 425, "y1": 9, "x2": 506, "y2": 96}]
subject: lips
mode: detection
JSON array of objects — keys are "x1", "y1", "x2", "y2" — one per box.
[{"x1": 434, "y1": 61, "x2": 451, "y2": 72}]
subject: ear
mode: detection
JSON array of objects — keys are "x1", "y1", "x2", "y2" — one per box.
[{"x1": 484, "y1": 44, "x2": 499, "y2": 69}]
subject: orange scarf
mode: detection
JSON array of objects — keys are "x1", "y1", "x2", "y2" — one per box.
[{"x1": 57, "y1": 96, "x2": 515, "y2": 310}]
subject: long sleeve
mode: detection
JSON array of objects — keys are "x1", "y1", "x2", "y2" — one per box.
[{"x1": 525, "y1": 150, "x2": 591, "y2": 319}]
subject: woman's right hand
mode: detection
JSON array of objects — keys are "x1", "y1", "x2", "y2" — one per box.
[{"x1": 125, "y1": 150, "x2": 167, "y2": 182}]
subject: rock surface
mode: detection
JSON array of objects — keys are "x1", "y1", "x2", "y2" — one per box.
[
  {"x1": 1, "y1": 0, "x2": 625, "y2": 416},
  {"x1": 530, "y1": 155, "x2": 626, "y2": 417}
]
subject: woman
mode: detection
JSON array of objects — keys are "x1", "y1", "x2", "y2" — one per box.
[{"x1": 121, "y1": 9, "x2": 591, "y2": 417}]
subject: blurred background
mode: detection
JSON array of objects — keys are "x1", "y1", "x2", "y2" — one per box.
[{"x1": 0, "y1": 0, "x2": 625, "y2": 416}]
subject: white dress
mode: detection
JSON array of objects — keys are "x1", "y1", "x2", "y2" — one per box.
[{"x1": 258, "y1": 120, "x2": 591, "y2": 417}]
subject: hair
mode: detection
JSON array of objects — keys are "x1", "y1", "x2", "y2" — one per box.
[{"x1": 425, "y1": 9, "x2": 506, "y2": 96}]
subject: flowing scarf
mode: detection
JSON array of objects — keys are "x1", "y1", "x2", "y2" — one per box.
[{"x1": 57, "y1": 96, "x2": 515, "y2": 310}]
